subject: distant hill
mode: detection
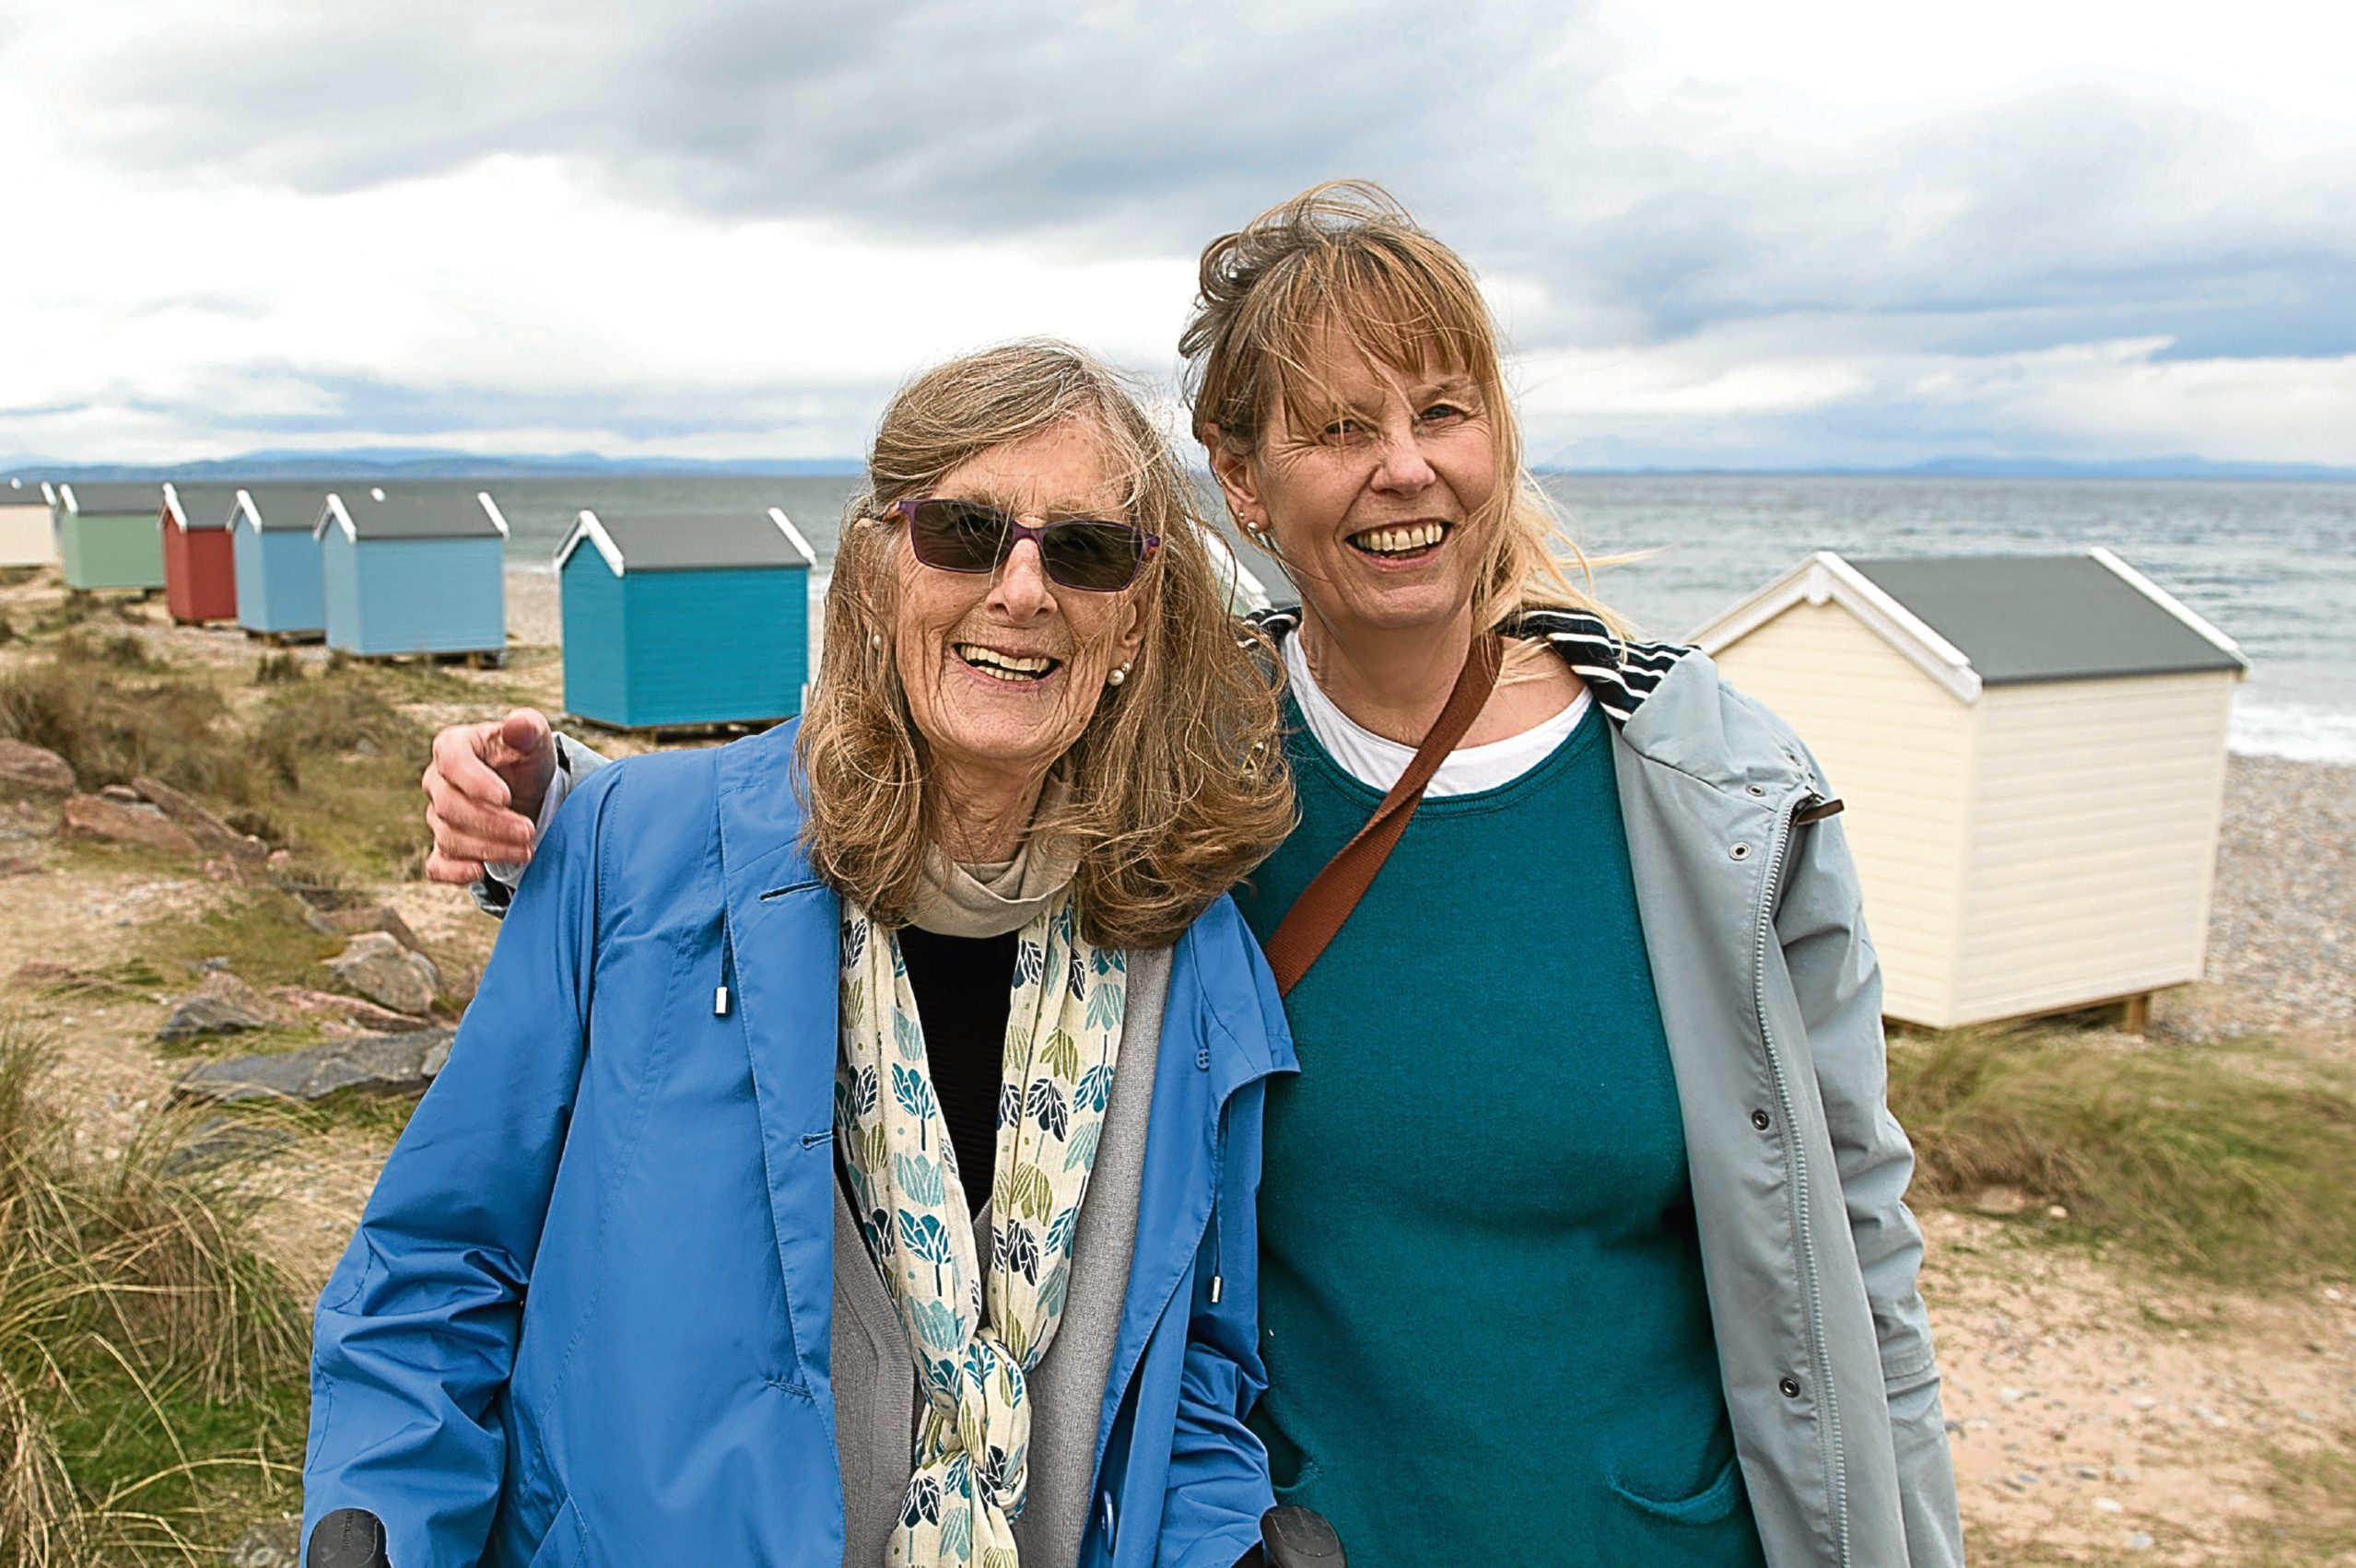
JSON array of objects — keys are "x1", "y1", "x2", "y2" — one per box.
[
  {"x1": 0, "y1": 449, "x2": 867, "y2": 482},
  {"x1": 6, "y1": 448, "x2": 2352, "y2": 485}
]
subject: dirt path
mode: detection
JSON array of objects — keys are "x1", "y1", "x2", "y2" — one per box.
[{"x1": 1928, "y1": 1211, "x2": 2356, "y2": 1563}]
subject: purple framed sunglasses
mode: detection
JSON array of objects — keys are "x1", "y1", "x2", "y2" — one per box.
[{"x1": 886, "y1": 497, "x2": 1160, "y2": 592}]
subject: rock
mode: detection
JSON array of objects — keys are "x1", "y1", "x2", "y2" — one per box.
[
  {"x1": 158, "y1": 1116, "x2": 299, "y2": 1176},
  {"x1": 156, "y1": 972, "x2": 280, "y2": 1044},
  {"x1": 59, "y1": 793, "x2": 199, "y2": 854},
  {"x1": 100, "y1": 783, "x2": 143, "y2": 803},
  {"x1": 1970, "y1": 1184, "x2": 2034, "y2": 1216},
  {"x1": 172, "y1": 1029, "x2": 455, "y2": 1106},
  {"x1": 225, "y1": 1518, "x2": 299, "y2": 1567},
  {"x1": 272, "y1": 984, "x2": 431, "y2": 1033},
  {"x1": 131, "y1": 775, "x2": 268, "y2": 860},
  {"x1": 318, "y1": 903, "x2": 428, "y2": 954},
  {"x1": 0, "y1": 739, "x2": 75, "y2": 798},
  {"x1": 324, "y1": 931, "x2": 440, "y2": 1015}
]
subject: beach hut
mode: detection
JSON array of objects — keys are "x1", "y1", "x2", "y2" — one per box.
[
  {"x1": 555, "y1": 505, "x2": 815, "y2": 729},
  {"x1": 315, "y1": 488, "x2": 508, "y2": 659},
  {"x1": 159, "y1": 483, "x2": 240, "y2": 623},
  {"x1": 56, "y1": 482, "x2": 165, "y2": 591},
  {"x1": 1692, "y1": 549, "x2": 2247, "y2": 1029},
  {"x1": 231, "y1": 485, "x2": 334, "y2": 639},
  {"x1": 0, "y1": 479, "x2": 53, "y2": 567}
]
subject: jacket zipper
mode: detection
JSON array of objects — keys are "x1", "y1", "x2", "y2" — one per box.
[{"x1": 1754, "y1": 788, "x2": 1848, "y2": 1565}]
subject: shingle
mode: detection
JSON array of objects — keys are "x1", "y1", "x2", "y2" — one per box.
[{"x1": 1846, "y1": 555, "x2": 2243, "y2": 685}]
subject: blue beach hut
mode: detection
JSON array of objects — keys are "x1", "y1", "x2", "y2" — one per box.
[
  {"x1": 231, "y1": 485, "x2": 334, "y2": 638},
  {"x1": 555, "y1": 505, "x2": 815, "y2": 729},
  {"x1": 315, "y1": 488, "x2": 508, "y2": 659}
]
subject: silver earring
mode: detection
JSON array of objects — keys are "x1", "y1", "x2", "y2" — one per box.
[
  {"x1": 1108, "y1": 661, "x2": 1131, "y2": 687},
  {"x1": 868, "y1": 631, "x2": 884, "y2": 650}
]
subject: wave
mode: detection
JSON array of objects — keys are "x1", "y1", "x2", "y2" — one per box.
[{"x1": 2231, "y1": 699, "x2": 2356, "y2": 767}]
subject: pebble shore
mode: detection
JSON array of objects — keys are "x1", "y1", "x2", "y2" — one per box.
[{"x1": 2191, "y1": 755, "x2": 2355, "y2": 1032}]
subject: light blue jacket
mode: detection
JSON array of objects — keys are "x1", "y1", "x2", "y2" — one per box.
[{"x1": 302, "y1": 722, "x2": 1295, "y2": 1567}]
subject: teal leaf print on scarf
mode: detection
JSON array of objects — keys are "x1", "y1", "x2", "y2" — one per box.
[
  {"x1": 894, "y1": 1153, "x2": 946, "y2": 1209},
  {"x1": 996, "y1": 1081, "x2": 1020, "y2": 1130},
  {"x1": 908, "y1": 1299, "x2": 966, "y2": 1352},
  {"x1": 1061, "y1": 1121, "x2": 1101, "y2": 1173},
  {"x1": 891, "y1": 1062, "x2": 938, "y2": 1122},
  {"x1": 1044, "y1": 1206, "x2": 1078, "y2": 1254},
  {"x1": 1085, "y1": 982, "x2": 1123, "y2": 1032},
  {"x1": 1002, "y1": 1223, "x2": 1041, "y2": 1284},
  {"x1": 893, "y1": 1009, "x2": 923, "y2": 1060},
  {"x1": 938, "y1": 1508, "x2": 971, "y2": 1562},
  {"x1": 1024, "y1": 1078, "x2": 1069, "y2": 1141},
  {"x1": 1066, "y1": 945, "x2": 1086, "y2": 1000},
  {"x1": 1073, "y1": 1064, "x2": 1114, "y2": 1114},
  {"x1": 902, "y1": 1475, "x2": 943, "y2": 1528},
  {"x1": 1037, "y1": 1262, "x2": 1069, "y2": 1319},
  {"x1": 1014, "y1": 939, "x2": 1044, "y2": 987}
]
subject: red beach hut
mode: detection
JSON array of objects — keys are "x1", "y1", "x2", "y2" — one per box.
[{"x1": 161, "y1": 482, "x2": 240, "y2": 624}]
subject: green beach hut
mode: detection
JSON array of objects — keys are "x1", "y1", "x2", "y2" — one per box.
[{"x1": 56, "y1": 482, "x2": 165, "y2": 590}]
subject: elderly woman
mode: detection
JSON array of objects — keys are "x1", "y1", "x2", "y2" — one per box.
[
  {"x1": 424, "y1": 189, "x2": 1963, "y2": 1568},
  {"x1": 304, "y1": 343, "x2": 1300, "y2": 1568}
]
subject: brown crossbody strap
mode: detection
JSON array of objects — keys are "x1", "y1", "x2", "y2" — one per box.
[{"x1": 1263, "y1": 633, "x2": 1505, "y2": 996}]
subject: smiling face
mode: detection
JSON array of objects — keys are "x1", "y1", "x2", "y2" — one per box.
[
  {"x1": 890, "y1": 419, "x2": 1150, "y2": 818},
  {"x1": 1212, "y1": 341, "x2": 1499, "y2": 643}
]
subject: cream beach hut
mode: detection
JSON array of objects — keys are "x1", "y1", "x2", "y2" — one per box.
[
  {"x1": 1691, "y1": 549, "x2": 2247, "y2": 1029},
  {"x1": 0, "y1": 479, "x2": 53, "y2": 566}
]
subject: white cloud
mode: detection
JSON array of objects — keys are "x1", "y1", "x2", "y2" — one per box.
[{"x1": 3, "y1": 0, "x2": 2353, "y2": 467}]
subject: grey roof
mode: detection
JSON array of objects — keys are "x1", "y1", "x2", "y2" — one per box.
[
  {"x1": 561, "y1": 509, "x2": 814, "y2": 573},
  {"x1": 322, "y1": 490, "x2": 504, "y2": 542},
  {"x1": 0, "y1": 479, "x2": 44, "y2": 507},
  {"x1": 63, "y1": 482, "x2": 162, "y2": 515},
  {"x1": 234, "y1": 484, "x2": 340, "y2": 532},
  {"x1": 1845, "y1": 554, "x2": 2245, "y2": 685},
  {"x1": 165, "y1": 484, "x2": 240, "y2": 531}
]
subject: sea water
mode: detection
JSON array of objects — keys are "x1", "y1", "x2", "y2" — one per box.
[{"x1": 408, "y1": 473, "x2": 2352, "y2": 766}]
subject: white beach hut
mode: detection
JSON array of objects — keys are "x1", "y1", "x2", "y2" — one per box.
[
  {"x1": 0, "y1": 478, "x2": 53, "y2": 567},
  {"x1": 1692, "y1": 549, "x2": 2247, "y2": 1029}
]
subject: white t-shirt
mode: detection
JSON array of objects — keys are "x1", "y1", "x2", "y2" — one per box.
[{"x1": 1281, "y1": 630, "x2": 1589, "y2": 797}]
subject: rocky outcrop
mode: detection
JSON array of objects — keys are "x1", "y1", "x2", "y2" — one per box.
[
  {"x1": 172, "y1": 1029, "x2": 454, "y2": 1106},
  {"x1": 0, "y1": 739, "x2": 74, "y2": 798},
  {"x1": 315, "y1": 903, "x2": 427, "y2": 954},
  {"x1": 132, "y1": 775, "x2": 267, "y2": 860},
  {"x1": 323, "y1": 931, "x2": 440, "y2": 1016},
  {"x1": 59, "y1": 793, "x2": 198, "y2": 854},
  {"x1": 271, "y1": 985, "x2": 431, "y2": 1034},
  {"x1": 156, "y1": 972, "x2": 280, "y2": 1044}
]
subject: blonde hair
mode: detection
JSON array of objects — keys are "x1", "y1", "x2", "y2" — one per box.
[
  {"x1": 796, "y1": 341, "x2": 1294, "y2": 950},
  {"x1": 1181, "y1": 180, "x2": 1621, "y2": 638}
]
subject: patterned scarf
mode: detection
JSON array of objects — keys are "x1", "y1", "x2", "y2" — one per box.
[{"x1": 836, "y1": 894, "x2": 1127, "y2": 1568}]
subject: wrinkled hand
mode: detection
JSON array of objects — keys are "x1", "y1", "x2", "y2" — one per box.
[{"x1": 421, "y1": 709, "x2": 557, "y2": 884}]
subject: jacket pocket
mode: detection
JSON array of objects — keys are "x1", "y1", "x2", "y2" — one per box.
[
  {"x1": 523, "y1": 1496, "x2": 591, "y2": 1567},
  {"x1": 1610, "y1": 1450, "x2": 1745, "y2": 1527}
]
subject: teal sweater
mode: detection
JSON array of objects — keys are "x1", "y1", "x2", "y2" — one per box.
[{"x1": 1234, "y1": 699, "x2": 1766, "y2": 1566}]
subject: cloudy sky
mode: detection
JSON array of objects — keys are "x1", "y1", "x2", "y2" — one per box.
[{"x1": 5, "y1": 0, "x2": 2353, "y2": 470}]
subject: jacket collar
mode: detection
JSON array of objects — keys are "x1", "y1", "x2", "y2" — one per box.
[
  {"x1": 1248, "y1": 603, "x2": 1696, "y2": 725},
  {"x1": 1248, "y1": 603, "x2": 1814, "y2": 800}
]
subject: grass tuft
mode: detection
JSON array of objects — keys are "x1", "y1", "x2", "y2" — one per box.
[
  {"x1": 1891, "y1": 1025, "x2": 2356, "y2": 1281},
  {"x1": 0, "y1": 1015, "x2": 308, "y2": 1565}
]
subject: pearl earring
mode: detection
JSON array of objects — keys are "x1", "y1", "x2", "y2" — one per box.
[
  {"x1": 868, "y1": 631, "x2": 884, "y2": 650},
  {"x1": 1108, "y1": 661, "x2": 1131, "y2": 687}
]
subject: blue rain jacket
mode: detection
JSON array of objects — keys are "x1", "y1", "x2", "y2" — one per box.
[{"x1": 302, "y1": 722, "x2": 1295, "y2": 1567}]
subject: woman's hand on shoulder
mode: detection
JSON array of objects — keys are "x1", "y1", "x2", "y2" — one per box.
[{"x1": 422, "y1": 709, "x2": 557, "y2": 884}]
